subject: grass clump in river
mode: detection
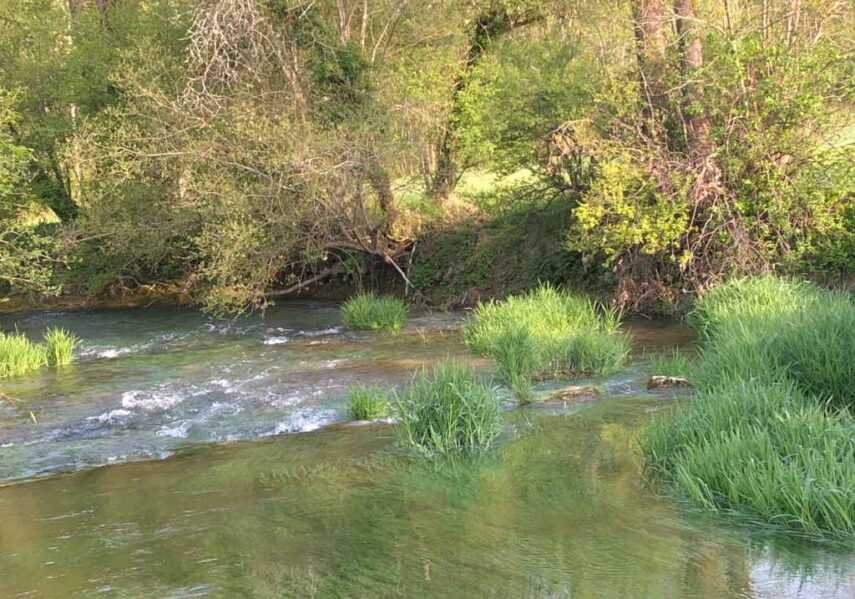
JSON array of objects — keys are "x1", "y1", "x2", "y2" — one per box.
[
  {"x1": 642, "y1": 380, "x2": 855, "y2": 535},
  {"x1": 341, "y1": 293, "x2": 407, "y2": 332},
  {"x1": 396, "y1": 361, "x2": 501, "y2": 454},
  {"x1": 44, "y1": 327, "x2": 78, "y2": 366},
  {"x1": 643, "y1": 276, "x2": 855, "y2": 535},
  {"x1": 0, "y1": 331, "x2": 47, "y2": 378},
  {"x1": 0, "y1": 327, "x2": 78, "y2": 378},
  {"x1": 462, "y1": 285, "x2": 629, "y2": 401},
  {"x1": 347, "y1": 385, "x2": 391, "y2": 420},
  {"x1": 648, "y1": 348, "x2": 694, "y2": 377}
]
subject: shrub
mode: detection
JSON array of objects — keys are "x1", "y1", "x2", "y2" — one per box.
[
  {"x1": 395, "y1": 362, "x2": 502, "y2": 454},
  {"x1": 0, "y1": 331, "x2": 47, "y2": 378},
  {"x1": 347, "y1": 385, "x2": 391, "y2": 420},
  {"x1": 642, "y1": 381, "x2": 855, "y2": 535},
  {"x1": 462, "y1": 285, "x2": 629, "y2": 400},
  {"x1": 43, "y1": 327, "x2": 78, "y2": 366},
  {"x1": 341, "y1": 293, "x2": 407, "y2": 332}
]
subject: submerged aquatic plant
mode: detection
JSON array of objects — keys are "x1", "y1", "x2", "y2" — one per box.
[
  {"x1": 43, "y1": 327, "x2": 78, "y2": 366},
  {"x1": 395, "y1": 361, "x2": 502, "y2": 454},
  {"x1": 0, "y1": 330, "x2": 47, "y2": 378},
  {"x1": 644, "y1": 276, "x2": 855, "y2": 536},
  {"x1": 341, "y1": 293, "x2": 407, "y2": 332},
  {"x1": 347, "y1": 385, "x2": 392, "y2": 420},
  {"x1": 462, "y1": 284, "x2": 629, "y2": 400}
]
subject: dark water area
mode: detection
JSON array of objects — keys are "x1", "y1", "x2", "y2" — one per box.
[{"x1": 0, "y1": 303, "x2": 852, "y2": 598}]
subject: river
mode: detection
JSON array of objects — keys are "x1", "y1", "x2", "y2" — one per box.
[{"x1": 0, "y1": 303, "x2": 852, "y2": 598}]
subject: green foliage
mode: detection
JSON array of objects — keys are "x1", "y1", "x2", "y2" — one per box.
[
  {"x1": 647, "y1": 348, "x2": 693, "y2": 377},
  {"x1": 642, "y1": 380, "x2": 855, "y2": 536},
  {"x1": 411, "y1": 186, "x2": 607, "y2": 307},
  {"x1": 395, "y1": 362, "x2": 502, "y2": 455},
  {"x1": 0, "y1": 331, "x2": 47, "y2": 378},
  {"x1": 341, "y1": 293, "x2": 407, "y2": 332},
  {"x1": 462, "y1": 285, "x2": 629, "y2": 400},
  {"x1": 347, "y1": 385, "x2": 391, "y2": 420},
  {"x1": 644, "y1": 276, "x2": 855, "y2": 535},
  {"x1": 43, "y1": 327, "x2": 77, "y2": 366},
  {"x1": 690, "y1": 277, "x2": 855, "y2": 409}
]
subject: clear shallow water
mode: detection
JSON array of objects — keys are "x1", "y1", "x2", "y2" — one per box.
[{"x1": 0, "y1": 303, "x2": 853, "y2": 598}]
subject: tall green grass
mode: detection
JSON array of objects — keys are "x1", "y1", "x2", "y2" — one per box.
[
  {"x1": 0, "y1": 327, "x2": 78, "y2": 378},
  {"x1": 648, "y1": 348, "x2": 694, "y2": 377},
  {"x1": 642, "y1": 381, "x2": 855, "y2": 535},
  {"x1": 44, "y1": 327, "x2": 78, "y2": 366},
  {"x1": 396, "y1": 362, "x2": 502, "y2": 454},
  {"x1": 643, "y1": 276, "x2": 855, "y2": 535},
  {"x1": 347, "y1": 385, "x2": 392, "y2": 420},
  {"x1": 462, "y1": 285, "x2": 630, "y2": 400},
  {"x1": 341, "y1": 293, "x2": 407, "y2": 332},
  {"x1": 0, "y1": 331, "x2": 47, "y2": 378}
]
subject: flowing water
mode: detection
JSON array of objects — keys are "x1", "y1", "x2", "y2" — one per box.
[{"x1": 0, "y1": 303, "x2": 852, "y2": 598}]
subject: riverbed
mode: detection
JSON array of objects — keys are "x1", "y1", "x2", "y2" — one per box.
[{"x1": 0, "y1": 303, "x2": 852, "y2": 598}]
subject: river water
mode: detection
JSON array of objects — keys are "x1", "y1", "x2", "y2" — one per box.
[{"x1": 0, "y1": 303, "x2": 852, "y2": 598}]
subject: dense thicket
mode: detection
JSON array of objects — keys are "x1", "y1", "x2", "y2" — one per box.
[{"x1": 1, "y1": 0, "x2": 852, "y2": 311}]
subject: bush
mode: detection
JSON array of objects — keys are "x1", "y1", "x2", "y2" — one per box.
[
  {"x1": 395, "y1": 362, "x2": 502, "y2": 454},
  {"x1": 642, "y1": 381, "x2": 855, "y2": 535},
  {"x1": 462, "y1": 285, "x2": 629, "y2": 400},
  {"x1": 43, "y1": 327, "x2": 78, "y2": 366},
  {"x1": 0, "y1": 330, "x2": 47, "y2": 378},
  {"x1": 347, "y1": 386, "x2": 391, "y2": 420},
  {"x1": 341, "y1": 293, "x2": 407, "y2": 332}
]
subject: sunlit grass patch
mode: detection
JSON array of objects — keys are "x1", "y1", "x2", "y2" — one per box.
[
  {"x1": 462, "y1": 285, "x2": 629, "y2": 400},
  {"x1": 0, "y1": 331, "x2": 47, "y2": 378},
  {"x1": 347, "y1": 385, "x2": 392, "y2": 420},
  {"x1": 43, "y1": 327, "x2": 78, "y2": 366},
  {"x1": 642, "y1": 380, "x2": 855, "y2": 535},
  {"x1": 396, "y1": 361, "x2": 502, "y2": 454},
  {"x1": 644, "y1": 276, "x2": 855, "y2": 535},
  {"x1": 647, "y1": 348, "x2": 694, "y2": 378},
  {"x1": 341, "y1": 293, "x2": 407, "y2": 332}
]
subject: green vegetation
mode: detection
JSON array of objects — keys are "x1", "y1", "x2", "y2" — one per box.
[
  {"x1": 0, "y1": 326, "x2": 78, "y2": 378},
  {"x1": 0, "y1": 0, "x2": 850, "y2": 313},
  {"x1": 648, "y1": 349, "x2": 694, "y2": 378},
  {"x1": 462, "y1": 285, "x2": 629, "y2": 400},
  {"x1": 341, "y1": 293, "x2": 407, "y2": 332},
  {"x1": 0, "y1": 331, "x2": 47, "y2": 378},
  {"x1": 44, "y1": 327, "x2": 78, "y2": 366},
  {"x1": 643, "y1": 277, "x2": 855, "y2": 535},
  {"x1": 395, "y1": 362, "x2": 501, "y2": 454},
  {"x1": 347, "y1": 386, "x2": 391, "y2": 420}
]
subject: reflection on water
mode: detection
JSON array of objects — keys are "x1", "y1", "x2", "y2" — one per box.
[
  {"x1": 0, "y1": 398, "x2": 853, "y2": 598},
  {"x1": 0, "y1": 303, "x2": 852, "y2": 598}
]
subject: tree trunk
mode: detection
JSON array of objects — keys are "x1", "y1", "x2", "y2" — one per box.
[
  {"x1": 430, "y1": 9, "x2": 538, "y2": 200},
  {"x1": 631, "y1": 0, "x2": 669, "y2": 142}
]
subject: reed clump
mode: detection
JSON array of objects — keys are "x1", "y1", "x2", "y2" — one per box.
[
  {"x1": 462, "y1": 285, "x2": 629, "y2": 400},
  {"x1": 341, "y1": 293, "x2": 407, "y2": 332},
  {"x1": 396, "y1": 361, "x2": 502, "y2": 454},
  {"x1": 643, "y1": 276, "x2": 855, "y2": 535},
  {"x1": 0, "y1": 327, "x2": 78, "y2": 378},
  {"x1": 347, "y1": 385, "x2": 392, "y2": 420}
]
